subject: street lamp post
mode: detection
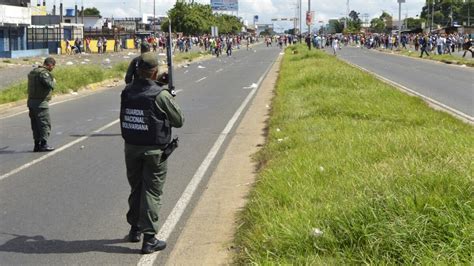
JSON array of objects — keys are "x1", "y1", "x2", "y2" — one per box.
[
  {"x1": 431, "y1": 0, "x2": 434, "y2": 32},
  {"x1": 153, "y1": 0, "x2": 156, "y2": 33},
  {"x1": 308, "y1": 0, "x2": 312, "y2": 37},
  {"x1": 398, "y1": 0, "x2": 404, "y2": 47},
  {"x1": 299, "y1": 0, "x2": 302, "y2": 39}
]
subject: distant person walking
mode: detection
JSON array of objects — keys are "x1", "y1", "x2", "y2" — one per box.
[
  {"x1": 462, "y1": 38, "x2": 473, "y2": 58},
  {"x1": 103, "y1": 37, "x2": 108, "y2": 54},
  {"x1": 97, "y1": 37, "x2": 103, "y2": 54},
  {"x1": 27, "y1": 57, "x2": 56, "y2": 152},
  {"x1": 85, "y1": 37, "x2": 91, "y2": 53},
  {"x1": 65, "y1": 39, "x2": 72, "y2": 55},
  {"x1": 332, "y1": 37, "x2": 339, "y2": 55},
  {"x1": 420, "y1": 34, "x2": 430, "y2": 58}
]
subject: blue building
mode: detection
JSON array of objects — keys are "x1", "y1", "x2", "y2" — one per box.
[{"x1": 0, "y1": 0, "x2": 32, "y2": 57}]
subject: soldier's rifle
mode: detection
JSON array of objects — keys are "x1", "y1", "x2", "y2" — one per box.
[{"x1": 166, "y1": 21, "x2": 176, "y2": 97}]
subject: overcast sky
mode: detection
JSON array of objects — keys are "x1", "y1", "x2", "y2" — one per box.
[{"x1": 41, "y1": 0, "x2": 426, "y2": 29}]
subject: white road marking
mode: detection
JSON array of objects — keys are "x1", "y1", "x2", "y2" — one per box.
[
  {"x1": 216, "y1": 68, "x2": 223, "y2": 73},
  {"x1": 0, "y1": 119, "x2": 119, "y2": 182},
  {"x1": 0, "y1": 90, "x2": 184, "y2": 181},
  {"x1": 1, "y1": 80, "x2": 126, "y2": 120},
  {"x1": 243, "y1": 83, "x2": 258, "y2": 90},
  {"x1": 137, "y1": 53, "x2": 280, "y2": 266},
  {"x1": 195, "y1": 77, "x2": 207, "y2": 83},
  {"x1": 341, "y1": 58, "x2": 473, "y2": 124},
  {"x1": 0, "y1": 94, "x2": 94, "y2": 120}
]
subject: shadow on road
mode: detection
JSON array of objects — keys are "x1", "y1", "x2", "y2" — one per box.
[
  {"x1": 70, "y1": 133, "x2": 121, "y2": 138},
  {"x1": 0, "y1": 233, "x2": 137, "y2": 254},
  {"x1": 0, "y1": 146, "x2": 33, "y2": 154}
]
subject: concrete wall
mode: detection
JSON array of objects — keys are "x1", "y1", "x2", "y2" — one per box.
[{"x1": 0, "y1": 48, "x2": 49, "y2": 58}]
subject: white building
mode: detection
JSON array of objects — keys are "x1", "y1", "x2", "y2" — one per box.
[{"x1": 0, "y1": 0, "x2": 32, "y2": 57}]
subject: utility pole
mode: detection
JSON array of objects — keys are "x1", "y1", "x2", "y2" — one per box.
[
  {"x1": 431, "y1": 0, "x2": 434, "y2": 32},
  {"x1": 468, "y1": 1, "x2": 471, "y2": 26},
  {"x1": 153, "y1": 0, "x2": 156, "y2": 33},
  {"x1": 398, "y1": 0, "x2": 404, "y2": 46},
  {"x1": 308, "y1": 0, "x2": 311, "y2": 50},
  {"x1": 299, "y1": 0, "x2": 302, "y2": 41},
  {"x1": 81, "y1": 0, "x2": 84, "y2": 24},
  {"x1": 346, "y1": 0, "x2": 350, "y2": 29}
]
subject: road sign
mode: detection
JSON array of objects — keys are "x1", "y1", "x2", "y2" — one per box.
[
  {"x1": 211, "y1": 0, "x2": 239, "y2": 11},
  {"x1": 211, "y1": 26, "x2": 219, "y2": 37},
  {"x1": 306, "y1": 11, "x2": 314, "y2": 26},
  {"x1": 271, "y1": 18, "x2": 296, "y2": 22}
]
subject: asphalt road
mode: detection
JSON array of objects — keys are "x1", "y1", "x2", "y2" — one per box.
[
  {"x1": 332, "y1": 46, "x2": 474, "y2": 118},
  {"x1": 0, "y1": 44, "x2": 281, "y2": 265}
]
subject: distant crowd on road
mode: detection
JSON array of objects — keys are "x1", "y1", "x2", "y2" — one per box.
[
  {"x1": 133, "y1": 34, "x2": 259, "y2": 57},
  {"x1": 300, "y1": 32, "x2": 473, "y2": 58}
]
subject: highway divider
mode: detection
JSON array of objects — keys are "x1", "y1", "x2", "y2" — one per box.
[
  {"x1": 0, "y1": 51, "x2": 210, "y2": 106},
  {"x1": 235, "y1": 44, "x2": 473, "y2": 264}
]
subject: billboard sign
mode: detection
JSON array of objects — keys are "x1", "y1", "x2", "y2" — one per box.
[
  {"x1": 211, "y1": 0, "x2": 239, "y2": 11},
  {"x1": 306, "y1": 11, "x2": 315, "y2": 26}
]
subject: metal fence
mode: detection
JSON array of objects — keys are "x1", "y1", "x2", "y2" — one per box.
[{"x1": 27, "y1": 25, "x2": 61, "y2": 53}]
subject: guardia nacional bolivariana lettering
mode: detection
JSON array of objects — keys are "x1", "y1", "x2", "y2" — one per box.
[{"x1": 122, "y1": 108, "x2": 149, "y2": 131}]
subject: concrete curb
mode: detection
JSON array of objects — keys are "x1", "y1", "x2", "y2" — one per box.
[{"x1": 164, "y1": 53, "x2": 283, "y2": 265}]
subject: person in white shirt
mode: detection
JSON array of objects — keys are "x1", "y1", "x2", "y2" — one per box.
[{"x1": 332, "y1": 37, "x2": 339, "y2": 55}]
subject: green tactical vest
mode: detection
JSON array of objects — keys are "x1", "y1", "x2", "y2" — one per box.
[{"x1": 28, "y1": 67, "x2": 53, "y2": 101}]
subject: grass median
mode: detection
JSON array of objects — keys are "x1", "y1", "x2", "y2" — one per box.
[
  {"x1": 235, "y1": 45, "x2": 473, "y2": 264},
  {"x1": 0, "y1": 50, "x2": 209, "y2": 105},
  {"x1": 0, "y1": 62, "x2": 128, "y2": 104}
]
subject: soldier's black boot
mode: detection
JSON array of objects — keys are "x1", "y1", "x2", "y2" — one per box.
[
  {"x1": 38, "y1": 141, "x2": 55, "y2": 152},
  {"x1": 33, "y1": 141, "x2": 40, "y2": 152},
  {"x1": 141, "y1": 234, "x2": 166, "y2": 254},
  {"x1": 128, "y1": 226, "x2": 141, "y2": 243}
]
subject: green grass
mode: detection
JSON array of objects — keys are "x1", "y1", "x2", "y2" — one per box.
[
  {"x1": 174, "y1": 51, "x2": 210, "y2": 63},
  {"x1": 235, "y1": 45, "x2": 473, "y2": 264},
  {"x1": 0, "y1": 51, "x2": 208, "y2": 105},
  {"x1": 0, "y1": 62, "x2": 128, "y2": 104},
  {"x1": 387, "y1": 48, "x2": 474, "y2": 67}
]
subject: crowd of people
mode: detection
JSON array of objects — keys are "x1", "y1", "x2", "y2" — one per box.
[
  {"x1": 64, "y1": 36, "x2": 128, "y2": 55},
  {"x1": 299, "y1": 32, "x2": 473, "y2": 58},
  {"x1": 133, "y1": 34, "x2": 259, "y2": 57}
]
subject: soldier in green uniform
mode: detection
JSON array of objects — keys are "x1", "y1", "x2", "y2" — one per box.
[
  {"x1": 124, "y1": 42, "x2": 150, "y2": 84},
  {"x1": 27, "y1": 57, "x2": 56, "y2": 152},
  {"x1": 120, "y1": 53, "x2": 184, "y2": 254}
]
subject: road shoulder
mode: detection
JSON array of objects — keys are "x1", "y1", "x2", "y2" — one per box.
[{"x1": 165, "y1": 53, "x2": 282, "y2": 265}]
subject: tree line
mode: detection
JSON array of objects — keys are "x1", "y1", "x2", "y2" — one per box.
[
  {"x1": 321, "y1": 0, "x2": 473, "y2": 34},
  {"x1": 161, "y1": 2, "x2": 243, "y2": 35}
]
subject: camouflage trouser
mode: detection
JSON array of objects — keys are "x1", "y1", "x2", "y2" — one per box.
[
  {"x1": 28, "y1": 106, "x2": 51, "y2": 143},
  {"x1": 125, "y1": 145, "x2": 168, "y2": 236}
]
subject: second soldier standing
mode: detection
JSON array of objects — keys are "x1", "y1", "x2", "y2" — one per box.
[
  {"x1": 125, "y1": 42, "x2": 150, "y2": 84},
  {"x1": 27, "y1": 57, "x2": 56, "y2": 152}
]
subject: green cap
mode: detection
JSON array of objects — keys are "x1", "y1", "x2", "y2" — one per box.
[
  {"x1": 140, "y1": 42, "x2": 150, "y2": 53},
  {"x1": 138, "y1": 52, "x2": 158, "y2": 70}
]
